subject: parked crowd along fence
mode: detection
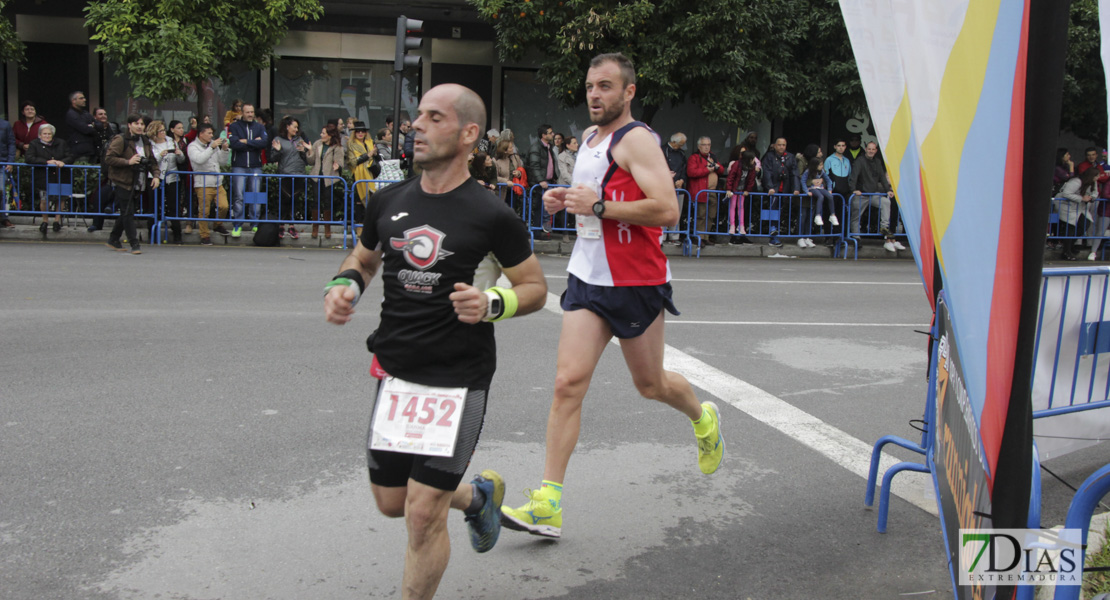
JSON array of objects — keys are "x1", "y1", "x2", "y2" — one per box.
[{"x1": 5, "y1": 163, "x2": 1110, "y2": 260}]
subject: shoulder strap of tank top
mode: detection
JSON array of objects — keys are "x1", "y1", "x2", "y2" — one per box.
[{"x1": 605, "y1": 121, "x2": 659, "y2": 165}]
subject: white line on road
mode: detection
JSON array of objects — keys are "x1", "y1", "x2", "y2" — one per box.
[
  {"x1": 542, "y1": 275, "x2": 922, "y2": 286},
  {"x1": 667, "y1": 320, "x2": 929, "y2": 327},
  {"x1": 538, "y1": 287, "x2": 937, "y2": 516}
]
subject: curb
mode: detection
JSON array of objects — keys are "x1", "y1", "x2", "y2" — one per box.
[{"x1": 1, "y1": 218, "x2": 1100, "y2": 262}]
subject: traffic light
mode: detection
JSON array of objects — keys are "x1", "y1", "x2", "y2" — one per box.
[{"x1": 394, "y1": 16, "x2": 423, "y2": 72}]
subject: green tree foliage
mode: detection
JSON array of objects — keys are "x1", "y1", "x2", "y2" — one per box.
[
  {"x1": 469, "y1": 0, "x2": 863, "y2": 126},
  {"x1": 0, "y1": 0, "x2": 25, "y2": 66},
  {"x1": 1061, "y1": 0, "x2": 1106, "y2": 144},
  {"x1": 85, "y1": 0, "x2": 323, "y2": 116}
]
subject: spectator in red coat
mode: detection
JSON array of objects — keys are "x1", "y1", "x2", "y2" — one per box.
[
  {"x1": 13, "y1": 101, "x2": 47, "y2": 157},
  {"x1": 687, "y1": 136, "x2": 725, "y2": 246},
  {"x1": 1076, "y1": 146, "x2": 1109, "y2": 187}
]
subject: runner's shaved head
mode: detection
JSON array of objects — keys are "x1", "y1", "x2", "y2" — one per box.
[{"x1": 444, "y1": 84, "x2": 486, "y2": 133}]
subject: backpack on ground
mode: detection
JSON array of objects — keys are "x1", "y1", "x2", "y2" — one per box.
[{"x1": 254, "y1": 222, "x2": 280, "y2": 247}]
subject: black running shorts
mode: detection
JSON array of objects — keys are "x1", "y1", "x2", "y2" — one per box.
[
  {"x1": 560, "y1": 273, "x2": 680, "y2": 339},
  {"x1": 366, "y1": 380, "x2": 488, "y2": 492}
]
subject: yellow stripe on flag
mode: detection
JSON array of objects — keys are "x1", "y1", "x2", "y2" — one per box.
[{"x1": 919, "y1": 0, "x2": 1000, "y2": 268}]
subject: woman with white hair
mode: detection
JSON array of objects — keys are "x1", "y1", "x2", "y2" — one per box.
[{"x1": 24, "y1": 123, "x2": 73, "y2": 234}]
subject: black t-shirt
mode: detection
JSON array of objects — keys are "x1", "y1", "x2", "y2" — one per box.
[{"x1": 361, "y1": 176, "x2": 532, "y2": 389}]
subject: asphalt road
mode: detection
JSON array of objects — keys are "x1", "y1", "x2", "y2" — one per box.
[{"x1": 1, "y1": 241, "x2": 1105, "y2": 600}]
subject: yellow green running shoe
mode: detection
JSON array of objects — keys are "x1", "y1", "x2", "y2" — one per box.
[
  {"x1": 500, "y1": 489, "x2": 562, "y2": 538},
  {"x1": 696, "y1": 401, "x2": 724, "y2": 474}
]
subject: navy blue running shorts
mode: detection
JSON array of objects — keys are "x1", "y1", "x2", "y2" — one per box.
[
  {"x1": 366, "y1": 380, "x2": 488, "y2": 492},
  {"x1": 560, "y1": 273, "x2": 680, "y2": 339}
]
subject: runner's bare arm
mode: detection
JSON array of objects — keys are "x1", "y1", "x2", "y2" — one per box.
[
  {"x1": 325, "y1": 241, "x2": 382, "y2": 325},
  {"x1": 501, "y1": 255, "x2": 547, "y2": 317},
  {"x1": 450, "y1": 255, "x2": 547, "y2": 324},
  {"x1": 566, "y1": 127, "x2": 678, "y2": 227}
]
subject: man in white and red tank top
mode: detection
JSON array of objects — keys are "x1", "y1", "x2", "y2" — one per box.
[{"x1": 501, "y1": 53, "x2": 726, "y2": 540}]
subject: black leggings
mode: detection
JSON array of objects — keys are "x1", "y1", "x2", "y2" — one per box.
[{"x1": 1062, "y1": 215, "x2": 1093, "y2": 257}]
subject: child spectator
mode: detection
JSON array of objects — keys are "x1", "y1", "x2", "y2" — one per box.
[
  {"x1": 724, "y1": 150, "x2": 758, "y2": 245},
  {"x1": 802, "y1": 157, "x2": 838, "y2": 228}
]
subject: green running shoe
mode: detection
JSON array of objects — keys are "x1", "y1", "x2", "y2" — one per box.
[
  {"x1": 695, "y1": 401, "x2": 724, "y2": 474},
  {"x1": 501, "y1": 488, "x2": 562, "y2": 538}
]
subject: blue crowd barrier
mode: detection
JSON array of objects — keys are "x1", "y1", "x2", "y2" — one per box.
[
  {"x1": 157, "y1": 171, "x2": 349, "y2": 247},
  {"x1": 0, "y1": 161, "x2": 158, "y2": 227},
  {"x1": 527, "y1": 182, "x2": 570, "y2": 241},
  {"x1": 689, "y1": 191, "x2": 843, "y2": 257},
  {"x1": 523, "y1": 183, "x2": 693, "y2": 254},
  {"x1": 841, "y1": 192, "x2": 907, "y2": 260},
  {"x1": 1047, "y1": 197, "x2": 1110, "y2": 261},
  {"x1": 1055, "y1": 463, "x2": 1110, "y2": 600},
  {"x1": 2, "y1": 162, "x2": 161, "y2": 241},
  {"x1": 866, "y1": 267, "x2": 1110, "y2": 538},
  {"x1": 662, "y1": 189, "x2": 693, "y2": 256},
  {"x1": 348, "y1": 178, "x2": 404, "y2": 247},
  {"x1": 494, "y1": 182, "x2": 529, "y2": 226},
  {"x1": 1031, "y1": 267, "x2": 1110, "y2": 418}
]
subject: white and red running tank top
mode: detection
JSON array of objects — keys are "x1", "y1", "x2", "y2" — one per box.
[{"x1": 566, "y1": 121, "x2": 671, "y2": 287}]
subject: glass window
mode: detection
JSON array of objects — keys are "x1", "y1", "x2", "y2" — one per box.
[
  {"x1": 272, "y1": 58, "x2": 419, "y2": 138},
  {"x1": 501, "y1": 68, "x2": 581, "y2": 149},
  {"x1": 102, "y1": 61, "x2": 258, "y2": 131}
]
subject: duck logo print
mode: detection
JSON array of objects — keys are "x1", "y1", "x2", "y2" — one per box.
[{"x1": 390, "y1": 225, "x2": 454, "y2": 270}]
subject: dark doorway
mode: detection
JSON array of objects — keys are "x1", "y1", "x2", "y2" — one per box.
[
  {"x1": 19, "y1": 42, "x2": 89, "y2": 140},
  {"x1": 430, "y1": 63, "x2": 493, "y2": 131}
]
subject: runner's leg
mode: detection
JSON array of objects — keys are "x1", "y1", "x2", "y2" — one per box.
[
  {"x1": 401, "y1": 480, "x2": 456, "y2": 600},
  {"x1": 617, "y1": 310, "x2": 702, "y2": 420},
  {"x1": 541, "y1": 308, "x2": 613, "y2": 484}
]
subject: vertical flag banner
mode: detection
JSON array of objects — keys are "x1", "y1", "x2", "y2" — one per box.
[
  {"x1": 1102, "y1": 0, "x2": 1110, "y2": 154},
  {"x1": 840, "y1": 1, "x2": 1070, "y2": 598}
]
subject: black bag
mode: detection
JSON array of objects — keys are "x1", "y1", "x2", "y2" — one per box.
[
  {"x1": 253, "y1": 222, "x2": 280, "y2": 247},
  {"x1": 370, "y1": 154, "x2": 382, "y2": 178}
]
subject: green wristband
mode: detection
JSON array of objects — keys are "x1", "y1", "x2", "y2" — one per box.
[
  {"x1": 487, "y1": 286, "x2": 518, "y2": 322},
  {"x1": 324, "y1": 277, "x2": 361, "y2": 305}
]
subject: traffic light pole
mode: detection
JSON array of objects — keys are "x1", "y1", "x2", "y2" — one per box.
[
  {"x1": 392, "y1": 74, "x2": 402, "y2": 161},
  {"x1": 392, "y1": 16, "x2": 422, "y2": 163}
]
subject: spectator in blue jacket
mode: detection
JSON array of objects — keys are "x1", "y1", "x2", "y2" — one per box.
[
  {"x1": 227, "y1": 103, "x2": 268, "y2": 237},
  {"x1": 0, "y1": 114, "x2": 14, "y2": 228}
]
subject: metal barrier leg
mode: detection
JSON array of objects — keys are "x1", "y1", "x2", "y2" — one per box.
[
  {"x1": 865, "y1": 435, "x2": 928, "y2": 508},
  {"x1": 877, "y1": 462, "x2": 931, "y2": 534},
  {"x1": 1055, "y1": 463, "x2": 1110, "y2": 600}
]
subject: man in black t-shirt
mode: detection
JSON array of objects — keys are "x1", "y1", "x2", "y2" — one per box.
[{"x1": 324, "y1": 83, "x2": 547, "y2": 599}]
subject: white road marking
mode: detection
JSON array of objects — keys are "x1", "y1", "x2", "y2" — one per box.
[
  {"x1": 533, "y1": 282, "x2": 936, "y2": 516},
  {"x1": 667, "y1": 320, "x2": 929, "y2": 327},
  {"x1": 542, "y1": 275, "x2": 922, "y2": 286}
]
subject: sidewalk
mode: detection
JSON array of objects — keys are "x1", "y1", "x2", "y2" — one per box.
[
  {"x1": 0, "y1": 216, "x2": 348, "y2": 249},
  {"x1": 0, "y1": 216, "x2": 1100, "y2": 262}
]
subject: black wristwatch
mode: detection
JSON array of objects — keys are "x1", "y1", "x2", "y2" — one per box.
[{"x1": 592, "y1": 200, "x2": 606, "y2": 219}]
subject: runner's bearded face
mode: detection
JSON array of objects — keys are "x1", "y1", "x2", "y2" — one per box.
[
  {"x1": 412, "y1": 92, "x2": 463, "y2": 169},
  {"x1": 585, "y1": 62, "x2": 631, "y2": 127}
]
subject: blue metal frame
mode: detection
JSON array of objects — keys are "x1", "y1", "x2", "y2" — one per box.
[
  {"x1": 157, "y1": 171, "x2": 350, "y2": 247},
  {"x1": 864, "y1": 320, "x2": 937, "y2": 533},
  {"x1": 1054, "y1": 463, "x2": 1110, "y2": 600}
]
